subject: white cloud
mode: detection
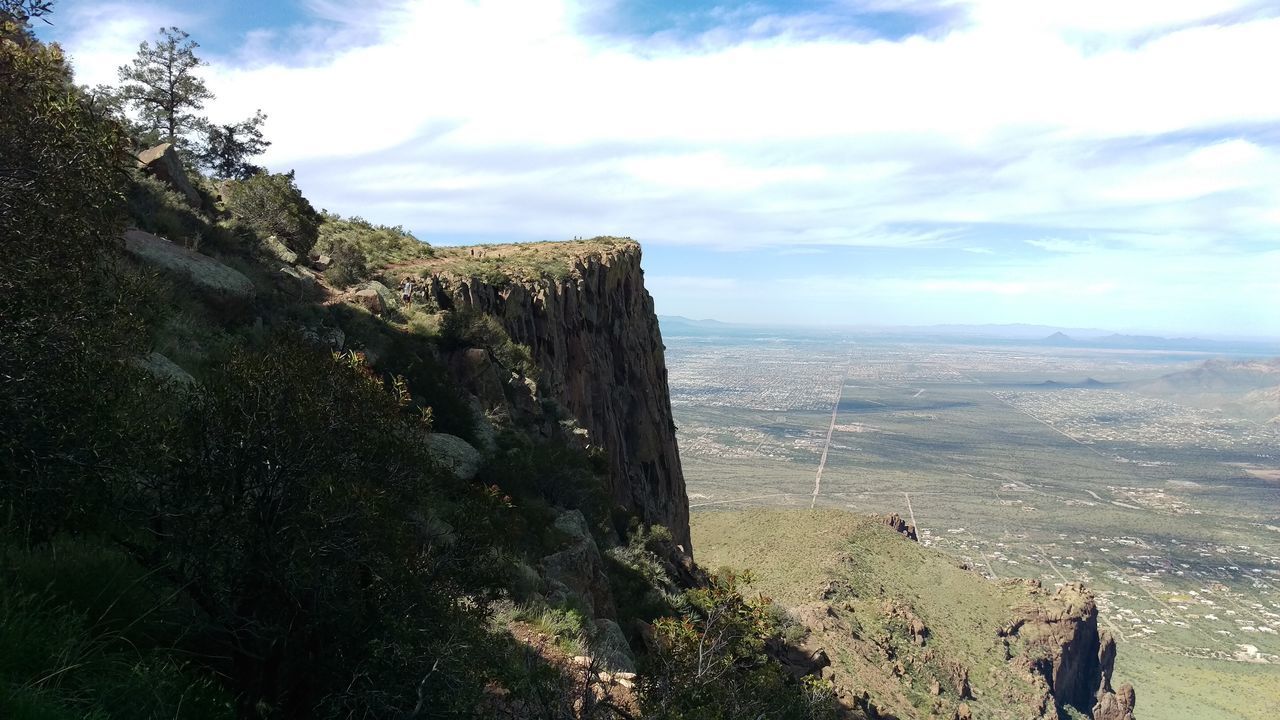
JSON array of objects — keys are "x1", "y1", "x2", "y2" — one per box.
[{"x1": 44, "y1": 0, "x2": 1280, "y2": 332}]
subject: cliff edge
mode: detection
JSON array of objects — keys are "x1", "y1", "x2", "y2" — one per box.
[{"x1": 411, "y1": 238, "x2": 692, "y2": 549}]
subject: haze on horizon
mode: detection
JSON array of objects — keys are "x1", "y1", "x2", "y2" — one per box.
[{"x1": 42, "y1": 0, "x2": 1280, "y2": 337}]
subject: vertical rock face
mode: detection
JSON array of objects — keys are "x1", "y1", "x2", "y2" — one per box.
[
  {"x1": 424, "y1": 240, "x2": 692, "y2": 550},
  {"x1": 1009, "y1": 582, "x2": 1137, "y2": 719}
]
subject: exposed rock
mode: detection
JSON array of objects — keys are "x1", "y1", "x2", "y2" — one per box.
[
  {"x1": 122, "y1": 229, "x2": 254, "y2": 304},
  {"x1": 591, "y1": 618, "x2": 636, "y2": 673},
  {"x1": 954, "y1": 701, "x2": 972, "y2": 720},
  {"x1": 541, "y1": 510, "x2": 616, "y2": 618},
  {"x1": 311, "y1": 254, "x2": 331, "y2": 271},
  {"x1": 448, "y1": 348, "x2": 507, "y2": 413},
  {"x1": 767, "y1": 635, "x2": 831, "y2": 679},
  {"x1": 880, "y1": 513, "x2": 918, "y2": 541},
  {"x1": 426, "y1": 240, "x2": 691, "y2": 549},
  {"x1": 366, "y1": 280, "x2": 399, "y2": 310},
  {"x1": 1093, "y1": 683, "x2": 1136, "y2": 720},
  {"x1": 259, "y1": 235, "x2": 298, "y2": 265},
  {"x1": 133, "y1": 351, "x2": 194, "y2": 386},
  {"x1": 136, "y1": 143, "x2": 201, "y2": 208},
  {"x1": 1006, "y1": 582, "x2": 1121, "y2": 718},
  {"x1": 424, "y1": 433, "x2": 481, "y2": 481},
  {"x1": 277, "y1": 266, "x2": 315, "y2": 294},
  {"x1": 354, "y1": 287, "x2": 384, "y2": 314}
]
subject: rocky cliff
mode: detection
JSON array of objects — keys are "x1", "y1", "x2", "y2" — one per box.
[
  {"x1": 418, "y1": 238, "x2": 692, "y2": 549},
  {"x1": 691, "y1": 509, "x2": 1137, "y2": 720}
]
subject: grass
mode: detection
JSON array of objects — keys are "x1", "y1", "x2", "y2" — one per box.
[
  {"x1": 1118, "y1": 649, "x2": 1280, "y2": 720},
  {"x1": 691, "y1": 508, "x2": 1085, "y2": 720},
  {"x1": 0, "y1": 540, "x2": 233, "y2": 720},
  {"x1": 403, "y1": 237, "x2": 636, "y2": 284},
  {"x1": 494, "y1": 601, "x2": 589, "y2": 657}
]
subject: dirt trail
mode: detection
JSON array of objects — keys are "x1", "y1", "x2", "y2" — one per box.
[{"x1": 810, "y1": 363, "x2": 850, "y2": 509}]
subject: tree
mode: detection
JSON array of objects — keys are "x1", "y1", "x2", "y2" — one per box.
[
  {"x1": 223, "y1": 170, "x2": 322, "y2": 255},
  {"x1": 117, "y1": 26, "x2": 212, "y2": 149},
  {"x1": 196, "y1": 109, "x2": 270, "y2": 179}
]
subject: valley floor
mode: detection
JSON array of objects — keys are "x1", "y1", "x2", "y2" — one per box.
[{"x1": 672, "y1": 336, "x2": 1280, "y2": 720}]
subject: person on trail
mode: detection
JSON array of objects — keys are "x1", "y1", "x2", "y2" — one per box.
[{"x1": 401, "y1": 276, "x2": 414, "y2": 305}]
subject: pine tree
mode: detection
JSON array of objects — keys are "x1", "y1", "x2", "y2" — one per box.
[
  {"x1": 196, "y1": 109, "x2": 270, "y2": 179},
  {"x1": 117, "y1": 26, "x2": 212, "y2": 149}
]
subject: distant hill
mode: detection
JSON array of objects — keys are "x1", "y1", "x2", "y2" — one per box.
[{"x1": 1130, "y1": 357, "x2": 1280, "y2": 422}]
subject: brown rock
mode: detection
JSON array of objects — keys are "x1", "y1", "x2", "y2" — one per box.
[
  {"x1": 1093, "y1": 683, "x2": 1136, "y2": 720},
  {"x1": 136, "y1": 143, "x2": 202, "y2": 208},
  {"x1": 880, "y1": 513, "x2": 918, "y2": 541},
  {"x1": 122, "y1": 229, "x2": 253, "y2": 304},
  {"x1": 1005, "y1": 582, "x2": 1120, "y2": 718},
  {"x1": 954, "y1": 702, "x2": 972, "y2": 720},
  {"x1": 425, "y1": 240, "x2": 691, "y2": 549},
  {"x1": 354, "y1": 287, "x2": 383, "y2": 314}
]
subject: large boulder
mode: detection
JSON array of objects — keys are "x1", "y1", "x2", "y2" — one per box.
[
  {"x1": 132, "y1": 351, "x2": 194, "y2": 386},
  {"x1": 354, "y1": 287, "x2": 383, "y2": 314},
  {"x1": 424, "y1": 433, "x2": 481, "y2": 481},
  {"x1": 259, "y1": 235, "x2": 298, "y2": 265},
  {"x1": 123, "y1": 229, "x2": 254, "y2": 304},
  {"x1": 353, "y1": 281, "x2": 398, "y2": 315},
  {"x1": 1093, "y1": 684, "x2": 1136, "y2": 720},
  {"x1": 541, "y1": 510, "x2": 617, "y2": 618},
  {"x1": 136, "y1": 143, "x2": 202, "y2": 208},
  {"x1": 591, "y1": 619, "x2": 636, "y2": 673}
]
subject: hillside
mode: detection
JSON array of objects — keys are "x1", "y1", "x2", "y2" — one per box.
[
  {"x1": 1130, "y1": 357, "x2": 1280, "y2": 423},
  {"x1": 2, "y1": 10, "x2": 1143, "y2": 719},
  {"x1": 693, "y1": 509, "x2": 1137, "y2": 720}
]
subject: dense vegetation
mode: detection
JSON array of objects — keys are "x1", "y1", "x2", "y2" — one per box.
[{"x1": 0, "y1": 5, "x2": 836, "y2": 718}]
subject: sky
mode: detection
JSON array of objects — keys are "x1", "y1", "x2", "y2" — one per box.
[{"x1": 37, "y1": 0, "x2": 1280, "y2": 337}]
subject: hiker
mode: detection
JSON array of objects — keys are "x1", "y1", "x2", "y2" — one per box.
[{"x1": 401, "y1": 276, "x2": 414, "y2": 305}]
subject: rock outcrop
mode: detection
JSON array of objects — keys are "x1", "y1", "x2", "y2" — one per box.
[
  {"x1": 424, "y1": 240, "x2": 691, "y2": 549},
  {"x1": 1007, "y1": 582, "x2": 1136, "y2": 720},
  {"x1": 122, "y1": 229, "x2": 254, "y2": 304},
  {"x1": 136, "y1": 143, "x2": 202, "y2": 208}
]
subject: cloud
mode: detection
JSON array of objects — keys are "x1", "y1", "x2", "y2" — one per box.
[{"x1": 42, "y1": 0, "x2": 1280, "y2": 333}]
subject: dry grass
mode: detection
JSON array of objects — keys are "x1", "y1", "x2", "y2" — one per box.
[{"x1": 397, "y1": 237, "x2": 637, "y2": 284}]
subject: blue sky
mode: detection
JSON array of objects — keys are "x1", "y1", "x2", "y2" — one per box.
[{"x1": 39, "y1": 0, "x2": 1280, "y2": 337}]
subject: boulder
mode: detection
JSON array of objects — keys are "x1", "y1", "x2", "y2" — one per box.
[
  {"x1": 318, "y1": 326, "x2": 345, "y2": 351},
  {"x1": 542, "y1": 510, "x2": 616, "y2": 618},
  {"x1": 354, "y1": 287, "x2": 384, "y2": 314},
  {"x1": 424, "y1": 433, "x2": 481, "y2": 481},
  {"x1": 136, "y1": 143, "x2": 201, "y2": 208},
  {"x1": 133, "y1": 351, "x2": 194, "y2": 386},
  {"x1": 354, "y1": 281, "x2": 397, "y2": 315},
  {"x1": 591, "y1": 619, "x2": 636, "y2": 673},
  {"x1": 259, "y1": 235, "x2": 298, "y2": 265},
  {"x1": 123, "y1": 229, "x2": 254, "y2": 304},
  {"x1": 368, "y1": 280, "x2": 399, "y2": 310},
  {"x1": 311, "y1": 254, "x2": 331, "y2": 271},
  {"x1": 1092, "y1": 684, "x2": 1136, "y2": 720},
  {"x1": 880, "y1": 512, "x2": 918, "y2": 541}
]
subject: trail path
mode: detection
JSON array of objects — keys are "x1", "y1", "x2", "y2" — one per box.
[
  {"x1": 810, "y1": 363, "x2": 850, "y2": 509},
  {"x1": 903, "y1": 492, "x2": 918, "y2": 531}
]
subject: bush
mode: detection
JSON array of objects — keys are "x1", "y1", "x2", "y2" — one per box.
[
  {"x1": 440, "y1": 308, "x2": 538, "y2": 381},
  {"x1": 221, "y1": 170, "x2": 320, "y2": 256},
  {"x1": 638, "y1": 572, "x2": 838, "y2": 720},
  {"x1": 315, "y1": 213, "x2": 431, "y2": 286}
]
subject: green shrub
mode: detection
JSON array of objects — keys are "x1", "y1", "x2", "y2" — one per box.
[
  {"x1": 221, "y1": 170, "x2": 320, "y2": 256},
  {"x1": 638, "y1": 572, "x2": 838, "y2": 720},
  {"x1": 440, "y1": 308, "x2": 538, "y2": 381},
  {"x1": 315, "y1": 214, "x2": 431, "y2": 285}
]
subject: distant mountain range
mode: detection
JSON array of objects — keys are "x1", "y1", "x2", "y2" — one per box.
[
  {"x1": 1129, "y1": 357, "x2": 1280, "y2": 423},
  {"x1": 658, "y1": 316, "x2": 1280, "y2": 353}
]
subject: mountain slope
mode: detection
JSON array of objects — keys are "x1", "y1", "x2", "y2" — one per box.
[{"x1": 693, "y1": 509, "x2": 1136, "y2": 720}]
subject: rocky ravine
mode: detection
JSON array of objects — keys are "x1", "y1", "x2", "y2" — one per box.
[{"x1": 421, "y1": 239, "x2": 692, "y2": 550}]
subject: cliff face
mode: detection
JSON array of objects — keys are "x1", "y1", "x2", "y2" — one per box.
[
  {"x1": 423, "y1": 239, "x2": 691, "y2": 549},
  {"x1": 1005, "y1": 582, "x2": 1136, "y2": 720}
]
